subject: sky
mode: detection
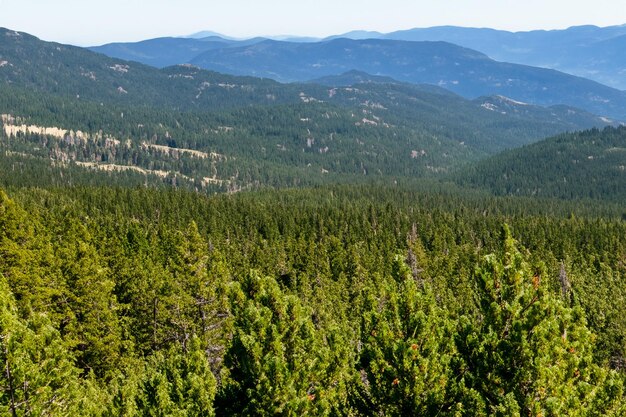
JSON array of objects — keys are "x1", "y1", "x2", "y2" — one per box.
[{"x1": 0, "y1": 0, "x2": 625, "y2": 46}]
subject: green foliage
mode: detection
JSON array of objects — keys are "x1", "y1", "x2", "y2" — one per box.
[
  {"x1": 454, "y1": 226, "x2": 623, "y2": 416},
  {"x1": 0, "y1": 184, "x2": 625, "y2": 414},
  {"x1": 456, "y1": 126, "x2": 626, "y2": 201},
  {"x1": 136, "y1": 336, "x2": 217, "y2": 417},
  {"x1": 53, "y1": 220, "x2": 123, "y2": 379},
  {"x1": 0, "y1": 275, "x2": 103, "y2": 416},
  {"x1": 218, "y1": 272, "x2": 351, "y2": 415},
  {"x1": 358, "y1": 254, "x2": 455, "y2": 415}
]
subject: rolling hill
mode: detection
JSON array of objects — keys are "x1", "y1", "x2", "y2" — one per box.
[
  {"x1": 0, "y1": 27, "x2": 619, "y2": 191},
  {"x1": 455, "y1": 126, "x2": 626, "y2": 201},
  {"x1": 186, "y1": 38, "x2": 626, "y2": 120}
]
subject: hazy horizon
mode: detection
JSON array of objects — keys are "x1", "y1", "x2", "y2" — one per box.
[{"x1": 1, "y1": 0, "x2": 625, "y2": 46}]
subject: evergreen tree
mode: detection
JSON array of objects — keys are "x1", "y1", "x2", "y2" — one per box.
[
  {"x1": 454, "y1": 226, "x2": 624, "y2": 416},
  {"x1": 0, "y1": 190, "x2": 59, "y2": 317},
  {"x1": 136, "y1": 336, "x2": 217, "y2": 417},
  {"x1": 55, "y1": 220, "x2": 123, "y2": 379},
  {"x1": 0, "y1": 274, "x2": 102, "y2": 416},
  {"x1": 218, "y1": 271, "x2": 352, "y2": 415},
  {"x1": 357, "y1": 254, "x2": 456, "y2": 415}
]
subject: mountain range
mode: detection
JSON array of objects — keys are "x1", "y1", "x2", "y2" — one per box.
[
  {"x1": 0, "y1": 26, "x2": 619, "y2": 193},
  {"x1": 180, "y1": 24, "x2": 626, "y2": 90},
  {"x1": 376, "y1": 25, "x2": 626, "y2": 90},
  {"x1": 89, "y1": 28, "x2": 626, "y2": 120},
  {"x1": 184, "y1": 38, "x2": 626, "y2": 120}
]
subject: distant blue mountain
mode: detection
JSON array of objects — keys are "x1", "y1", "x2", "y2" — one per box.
[
  {"x1": 187, "y1": 31, "x2": 320, "y2": 43},
  {"x1": 110, "y1": 25, "x2": 626, "y2": 89},
  {"x1": 187, "y1": 30, "x2": 234, "y2": 39},
  {"x1": 367, "y1": 25, "x2": 626, "y2": 90},
  {"x1": 188, "y1": 38, "x2": 626, "y2": 120},
  {"x1": 324, "y1": 30, "x2": 384, "y2": 40},
  {"x1": 88, "y1": 25, "x2": 626, "y2": 118},
  {"x1": 90, "y1": 37, "x2": 230, "y2": 68},
  {"x1": 89, "y1": 36, "x2": 266, "y2": 68},
  {"x1": 265, "y1": 35, "x2": 321, "y2": 42}
]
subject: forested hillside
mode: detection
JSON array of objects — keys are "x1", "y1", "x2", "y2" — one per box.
[
  {"x1": 2, "y1": 24, "x2": 626, "y2": 417},
  {"x1": 456, "y1": 126, "x2": 626, "y2": 201},
  {"x1": 0, "y1": 27, "x2": 619, "y2": 193},
  {"x1": 2, "y1": 184, "x2": 626, "y2": 415}
]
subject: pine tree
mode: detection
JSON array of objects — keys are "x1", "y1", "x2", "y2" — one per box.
[
  {"x1": 0, "y1": 274, "x2": 102, "y2": 416},
  {"x1": 0, "y1": 190, "x2": 59, "y2": 318},
  {"x1": 217, "y1": 271, "x2": 352, "y2": 416},
  {"x1": 454, "y1": 226, "x2": 624, "y2": 416},
  {"x1": 357, "y1": 253, "x2": 455, "y2": 415},
  {"x1": 56, "y1": 220, "x2": 123, "y2": 379},
  {"x1": 137, "y1": 336, "x2": 217, "y2": 417}
]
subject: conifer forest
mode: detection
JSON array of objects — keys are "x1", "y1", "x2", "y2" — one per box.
[{"x1": 1, "y1": 23, "x2": 626, "y2": 416}]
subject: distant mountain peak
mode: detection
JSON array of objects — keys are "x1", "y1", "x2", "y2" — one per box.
[{"x1": 186, "y1": 30, "x2": 234, "y2": 40}]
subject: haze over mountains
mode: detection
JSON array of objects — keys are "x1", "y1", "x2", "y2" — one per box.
[
  {"x1": 89, "y1": 25, "x2": 626, "y2": 121},
  {"x1": 377, "y1": 25, "x2": 626, "y2": 90},
  {"x1": 92, "y1": 24, "x2": 626, "y2": 90},
  {"x1": 322, "y1": 25, "x2": 626, "y2": 89}
]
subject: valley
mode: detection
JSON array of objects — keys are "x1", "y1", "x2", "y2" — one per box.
[
  {"x1": 1, "y1": 17, "x2": 626, "y2": 417},
  {"x1": 0, "y1": 28, "x2": 621, "y2": 193}
]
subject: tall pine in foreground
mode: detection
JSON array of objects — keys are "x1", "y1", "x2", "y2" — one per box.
[
  {"x1": 217, "y1": 272, "x2": 353, "y2": 416},
  {"x1": 454, "y1": 226, "x2": 624, "y2": 416},
  {"x1": 357, "y1": 254, "x2": 456, "y2": 415},
  {"x1": 0, "y1": 275, "x2": 104, "y2": 416}
]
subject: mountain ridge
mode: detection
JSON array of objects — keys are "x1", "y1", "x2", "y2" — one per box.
[
  {"x1": 0, "y1": 26, "x2": 619, "y2": 191},
  {"x1": 455, "y1": 125, "x2": 626, "y2": 201},
  {"x1": 86, "y1": 26, "x2": 626, "y2": 118},
  {"x1": 186, "y1": 37, "x2": 626, "y2": 119},
  {"x1": 371, "y1": 24, "x2": 626, "y2": 90},
  {"x1": 99, "y1": 24, "x2": 626, "y2": 89}
]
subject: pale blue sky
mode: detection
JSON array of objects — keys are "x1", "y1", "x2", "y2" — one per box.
[{"x1": 1, "y1": 0, "x2": 625, "y2": 45}]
